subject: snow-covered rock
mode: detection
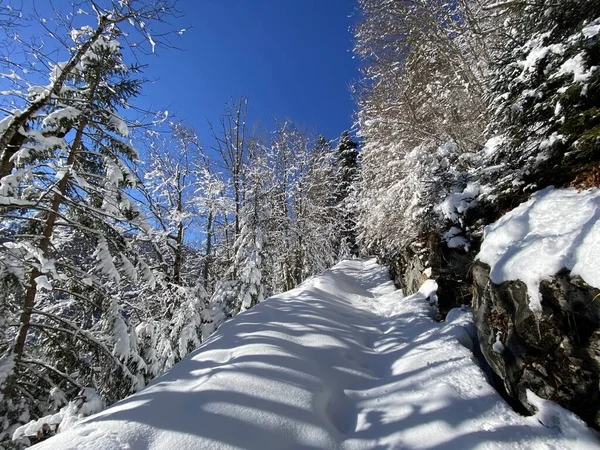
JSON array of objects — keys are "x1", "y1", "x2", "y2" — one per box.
[
  {"x1": 473, "y1": 188, "x2": 600, "y2": 431},
  {"x1": 477, "y1": 187, "x2": 600, "y2": 316}
]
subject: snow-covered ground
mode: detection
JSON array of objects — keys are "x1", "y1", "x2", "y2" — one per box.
[{"x1": 31, "y1": 259, "x2": 599, "y2": 449}]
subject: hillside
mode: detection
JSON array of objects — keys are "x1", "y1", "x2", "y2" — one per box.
[{"x1": 28, "y1": 260, "x2": 598, "y2": 450}]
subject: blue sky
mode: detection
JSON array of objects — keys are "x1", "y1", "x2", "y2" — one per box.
[
  {"x1": 145, "y1": 0, "x2": 360, "y2": 142},
  {"x1": 10, "y1": 1, "x2": 360, "y2": 144}
]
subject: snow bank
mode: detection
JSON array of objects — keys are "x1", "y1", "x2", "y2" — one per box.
[
  {"x1": 527, "y1": 391, "x2": 599, "y2": 450},
  {"x1": 13, "y1": 388, "x2": 104, "y2": 442},
  {"x1": 30, "y1": 259, "x2": 597, "y2": 449},
  {"x1": 477, "y1": 187, "x2": 600, "y2": 315}
]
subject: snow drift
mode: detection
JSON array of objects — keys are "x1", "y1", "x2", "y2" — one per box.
[{"x1": 30, "y1": 259, "x2": 598, "y2": 449}]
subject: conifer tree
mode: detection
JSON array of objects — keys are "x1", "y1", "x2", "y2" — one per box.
[
  {"x1": 0, "y1": 12, "x2": 166, "y2": 445},
  {"x1": 294, "y1": 135, "x2": 339, "y2": 277},
  {"x1": 335, "y1": 131, "x2": 359, "y2": 256},
  {"x1": 483, "y1": 0, "x2": 600, "y2": 199}
]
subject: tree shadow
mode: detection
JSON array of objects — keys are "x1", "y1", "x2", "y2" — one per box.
[{"x1": 34, "y1": 258, "x2": 587, "y2": 449}]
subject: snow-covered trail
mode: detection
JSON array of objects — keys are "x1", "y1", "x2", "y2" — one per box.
[{"x1": 33, "y1": 259, "x2": 598, "y2": 450}]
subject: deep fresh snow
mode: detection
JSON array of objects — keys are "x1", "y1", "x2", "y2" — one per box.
[{"x1": 31, "y1": 259, "x2": 599, "y2": 449}]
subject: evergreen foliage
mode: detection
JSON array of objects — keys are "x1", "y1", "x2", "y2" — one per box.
[
  {"x1": 334, "y1": 131, "x2": 360, "y2": 257},
  {"x1": 483, "y1": 0, "x2": 600, "y2": 199},
  {"x1": 353, "y1": 0, "x2": 600, "y2": 260},
  {"x1": 11, "y1": 0, "x2": 599, "y2": 445}
]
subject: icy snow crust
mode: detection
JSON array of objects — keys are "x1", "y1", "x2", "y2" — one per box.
[
  {"x1": 477, "y1": 187, "x2": 600, "y2": 315},
  {"x1": 32, "y1": 259, "x2": 598, "y2": 449}
]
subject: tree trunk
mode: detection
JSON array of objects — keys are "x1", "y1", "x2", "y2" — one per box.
[
  {"x1": 173, "y1": 178, "x2": 184, "y2": 284},
  {"x1": 0, "y1": 128, "x2": 27, "y2": 180},
  {"x1": 203, "y1": 210, "x2": 213, "y2": 290},
  {"x1": 232, "y1": 171, "x2": 240, "y2": 280},
  {"x1": 12, "y1": 73, "x2": 99, "y2": 359},
  {"x1": 173, "y1": 221, "x2": 183, "y2": 285}
]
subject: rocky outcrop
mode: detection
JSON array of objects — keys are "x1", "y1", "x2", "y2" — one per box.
[
  {"x1": 472, "y1": 261, "x2": 600, "y2": 430},
  {"x1": 387, "y1": 242, "x2": 427, "y2": 296},
  {"x1": 385, "y1": 227, "x2": 600, "y2": 430},
  {"x1": 387, "y1": 232, "x2": 474, "y2": 316}
]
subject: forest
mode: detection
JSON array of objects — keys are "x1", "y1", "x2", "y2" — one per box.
[{"x1": 0, "y1": 0, "x2": 599, "y2": 448}]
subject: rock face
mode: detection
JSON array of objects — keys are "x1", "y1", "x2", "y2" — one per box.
[
  {"x1": 472, "y1": 261, "x2": 600, "y2": 430},
  {"x1": 388, "y1": 233, "x2": 473, "y2": 316},
  {"x1": 387, "y1": 231, "x2": 600, "y2": 430},
  {"x1": 387, "y1": 242, "x2": 427, "y2": 296}
]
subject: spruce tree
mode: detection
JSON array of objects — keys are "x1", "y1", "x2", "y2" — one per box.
[
  {"x1": 0, "y1": 24, "x2": 152, "y2": 446},
  {"x1": 484, "y1": 0, "x2": 600, "y2": 199},
  {"x1": 229, "y1": 160, "x2": 268, "y2": 315},
  {"x1": 335, "y1": 131, "x2": 359, "y2": 256}
]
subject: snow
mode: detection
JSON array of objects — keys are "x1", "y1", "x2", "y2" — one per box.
[
  {"x1": 104, "y1": 157, "x2": 125, "y2": 187},
  {"x1": 477, "y1": 187, "x2": 600, "y2": 316},
  {"x1": 527, "y1": 391, "x2": 599, "y2": 450},
  {"x1": 119, "y1": 253, "x2": 138, "y2": 283},
  {"x1": 147, "y1": 33, "x2": 156, "y2": 53},
  {"x1": 70, "y1": 26, "x2": 94, "y2": 43},
  {"x1": 482, "y1": 135, "x2": 505, "y2": 156},
  {"x1": 519, "y1": 38, "x2": 564, "y2": 74},
  {"x1": 108, "y1": 113, "x2": 129, "y2": 137},
  {"x1": 49, "y1": 62, "x2": 68, "y2": 84},
  {"x1": 109, "y1": 298, "x2": 133, "y2": 361},
  {"x1": 443, "y1": 226, "x2": 469, "y2": 250},
  {"x1": 439, "y1": 182, "x2": 480, "y2": 224},
  {"x1": 539, "y1": 132, "x2": 564, "y2": 150},
  {"x1": 492, "y1": 333, "x2": 505, "y2": 355},
  {"x1": 0, "y1": 111, "x2": 18, "y2": 134},
  {"x1": 92, "y1": 238, "x2": 121, "y2": 282},
  {"x1": 573, "y1": 17, "x2": 600, "y2": 41},
  {"x1": 34, "y1": 275, "x2": 53, "y2": 292},
  {"x1": 13, "y1": 388, "x2": 105, "y2": 441},
  {"x1": 29, "y1": 259, "x2": 597, "y2": 449},
  {"x1": 582, "y1": 22, "x2": 600, "y2": 39},
  {"x1": 554, "y1": 53, "x2": 596, "y2": 83},
  {"x1": 42, "y1": 106, "x2": 81, "y2": 129}
]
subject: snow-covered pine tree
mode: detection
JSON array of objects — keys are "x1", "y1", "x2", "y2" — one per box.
[
  {"x1": 482, "y1": 0, "x2": 600, "y2": 202},
  {"x1": 0, "y1": 0, "x2": 176, "y2": 182},
  {"x1": 235, "y1": 192, "x2": 266, "y2": 314},
  {"x1": 225, "y1": 149, "x2": 269, "y2": 316},
  {"x1": 0, "y1": 11, "x2": 170, "y2": 445},
  {"x1": 133, "y1": 280, "x2": 209, "y2": 379},
  {"x1": 334, "y1": 131, "x2": 359, "y2": 257},
  {"x1": 203, "y1": 280, "x2": 232, "y2": 337}
]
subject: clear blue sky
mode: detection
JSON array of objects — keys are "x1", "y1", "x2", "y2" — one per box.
[
  {"x1": 13, "y1": 1, "x2": 360, "y2": 143},
  {"x1": 142, "y1": 0, "x2": 360, "y2": 142}
]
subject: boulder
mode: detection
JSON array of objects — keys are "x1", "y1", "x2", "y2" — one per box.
[
  {"x1": 388, "y1": 232, "x2": 474, "y2": 316},
  {"x1": 472, "y1": 261, "x2": 600, "y2": 430}
]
